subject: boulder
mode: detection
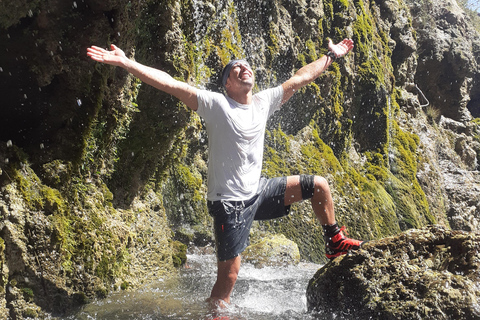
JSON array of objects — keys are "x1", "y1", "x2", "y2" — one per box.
[
  {"x1": 307, "y1": 225, "x2": 480, "y2": 319},
  {"x1": 242, "y1": 234, "x2": 300, "y2": 268}
]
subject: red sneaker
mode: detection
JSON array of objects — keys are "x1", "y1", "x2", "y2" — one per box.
[{"x1": 325, "y1": 226, "x2": 364, "y2": 260}]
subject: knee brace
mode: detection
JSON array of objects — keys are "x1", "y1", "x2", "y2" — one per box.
[{"x1": 299, "y1": 175, "x2": 315, "y2": 200}]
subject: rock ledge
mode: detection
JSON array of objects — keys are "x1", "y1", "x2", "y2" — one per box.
[{"x1": 307, "y1": 225, "x2": 480, "y2": 319}]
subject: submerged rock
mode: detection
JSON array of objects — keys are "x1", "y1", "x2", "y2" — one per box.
[
  {"x1": 242, "y1": 234, "x2": 300, "y2": 268},
  {"x1": 307, "y1": 225, "x2": 480, "y2": 319}
]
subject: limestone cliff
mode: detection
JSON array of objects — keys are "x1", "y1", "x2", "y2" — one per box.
[{"x1": 0, "y1": 0, "x2": 479, "y2": 317}]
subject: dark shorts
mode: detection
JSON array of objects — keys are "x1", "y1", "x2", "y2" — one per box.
[{"x1": 207, "y1": 177, "x2": 291, "y2": 261}]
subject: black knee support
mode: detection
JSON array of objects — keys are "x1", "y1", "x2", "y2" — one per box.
[{"x1": 299, "y1": 175, "x2": 315, "y2": 200}]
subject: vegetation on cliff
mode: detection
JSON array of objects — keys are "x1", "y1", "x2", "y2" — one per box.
[{"x1": 0, "y1": 0, "x2": 479, "y2": 317}]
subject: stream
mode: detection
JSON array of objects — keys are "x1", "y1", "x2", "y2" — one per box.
[{"x1": 64, "y1": 251, "x2": 326, "y2": 320}]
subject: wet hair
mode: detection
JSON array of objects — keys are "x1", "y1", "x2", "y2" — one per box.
[{"x1": 221, "y1": 59, "x2": 250, "y2": 87}]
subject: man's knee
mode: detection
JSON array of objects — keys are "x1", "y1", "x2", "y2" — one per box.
[
  {"x1": 300, "y1": 175, "x2": 330, "y2": 200},
  {"x1": 217, "y1": 257, "x2": 240, "y2": 284},
  {"x1": 225, "y1": 270, "x2": 238, "y2": 284},
  {"x1": 299, "y1": 175, "x2": 315, "y2": 200},
  {"x1": 314, "y1": 176, "x2": 330, "y2": 192}
]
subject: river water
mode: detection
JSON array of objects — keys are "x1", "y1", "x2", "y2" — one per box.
[{"x1": 65, "y1": 252, "x2": 326, "y2": 320}]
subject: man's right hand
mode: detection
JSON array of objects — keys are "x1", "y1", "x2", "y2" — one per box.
[
  {"x1": 86, "y1": 43, "x2": 199, "y2": 111},
  {"x1": 87, "y1": 44, "x2": 126, "y2": 67}
]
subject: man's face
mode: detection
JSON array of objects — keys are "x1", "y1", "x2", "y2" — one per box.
[{"x1": 226, "y1": 61, "x2": 254, "y2": 90}]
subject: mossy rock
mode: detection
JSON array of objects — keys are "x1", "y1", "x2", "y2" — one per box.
[
  {"x1": 171, "y1": 240, "x2": 187, "y2": 268},
  {"x1": 307, "y1": 225, "x2": 480, "y2": 319},
  {"x1": 0, "y1": 237, "x2": 4, "y2": 256},
  {"x1": 21, "y1": 287, "x2": 34, "y2": 302},
  {"x1": 242, "y1": 234, "x2": 300, "y2": 268},
  {"x1": 72, "y1": 292, "x2": 90, "y2": 305}
]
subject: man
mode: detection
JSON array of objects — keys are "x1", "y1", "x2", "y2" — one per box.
[{"x1": 87, "y1": 38, "x2": 363, "y2": 306}]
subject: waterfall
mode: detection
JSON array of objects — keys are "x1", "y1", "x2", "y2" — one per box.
[{"x1": 387, "y1": 93, "x2": 395, "y2": 171}]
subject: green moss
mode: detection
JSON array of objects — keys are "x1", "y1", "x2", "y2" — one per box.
[
  {"x1": 22, "y1": 308, "x2": 38, "y2": 319},
  {"x1": 263, "y1": 127, "x2": 293, "y2": 177},
  {"x1": 174, "y1": 163, "x2": 203, "y2": 202},
  {"x1": 334, "y1": 0, "x2": 349, "y2": 11},
  {"x1": 0, "y1": 237, "x2": 4, "y2": 256},
  {"x1": 471, "y1": 118, "x2": 480, "y2": 138},
  {"x1": 299, "y1": 125, "x2": 344, "y2": 175},
  {"x1": 11, "y1": 165, "x2": 44, "y2": 210},
  {"x1": 49, "y1": 213, "x2": 76, "y2": 273},
  {"x1": 267, "y1": 21, "x2": 280, "y2": 61},
  {"x1": 297, "y1": 53, "x2": 307, "y2": 67},
  {"x1": 357, "y1": 56, "x2": 385, "y2": 88},
  {"x1": 216, "y1": 3, "x2": 244, "y2": 64},
  {"x1": 95, "y1": 287, "x2": 108, "y2": 299},
  {"x1": 120, "y1": 281, "x2": 130, "y2": 290},
  {"x1": 323, "y1": 0, "x2": 334, "y2": 31},
  {"x1": 170, "y1": 240, "x2": 187, "y2": 268},
  {"x1": 387, "y1": 120, "x2": 434, "y2": 228},
  {"x1": 305, "y1": 39, "x2": 318, "y2": 63},
  {"x1": 73, "y1": 292, "x2": 90, "y2": 305},
  {"x1": 296, "y1": 39, "x2": 320, "y2": 68},
  {"x1": 6, "y1": 155, "x2": 137, "y2": 294},
  {"x1": 21, "y1": 287, "x2": 34, "y2": 302}
]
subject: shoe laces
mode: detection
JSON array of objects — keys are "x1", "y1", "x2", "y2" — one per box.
[{"x1": 329, "y1": 226, "x2": 357, "y2": 246}]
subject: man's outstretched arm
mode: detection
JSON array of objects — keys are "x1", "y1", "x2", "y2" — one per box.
[
  {"x1": 281, "y1": 39, "x2": 354, "y2": 104},
  {"x1": 87, "y1": 44, "x2": 198, "y2": 111}
]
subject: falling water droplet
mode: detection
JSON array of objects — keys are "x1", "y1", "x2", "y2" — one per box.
[
  {"x1": 40, "y1": 143, "x2": 44, "y2": 149},
  {"x1": 6, "y1": 140, "x2": 12, "y2": 147},
  {"x1": 77, "y1": 98, "x2": 82, "y2": 106},
  {"x1": 73, "y1": 1, "x2": 77, "y2": 8}
]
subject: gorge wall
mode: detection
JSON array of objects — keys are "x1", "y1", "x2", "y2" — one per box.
[{"x1": 0, "y1": 0, "x2": 479, "y2": 317}]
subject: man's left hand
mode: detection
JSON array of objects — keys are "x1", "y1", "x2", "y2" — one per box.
[{"x1": 328, "y1": 38, "x2": 354, "y2": 58}]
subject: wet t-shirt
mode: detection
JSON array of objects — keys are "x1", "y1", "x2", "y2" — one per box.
[{"x1": 196, "y1": 86, "x2": 283, "y2": 201}]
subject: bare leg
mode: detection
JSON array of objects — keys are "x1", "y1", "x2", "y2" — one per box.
[
  {"x1": 284, "y1": 175, "x2": 363, "y2": 260},
  {"x1": 284, "y1": 175, "x2": 335, "y2": 225},
  {"x1": 208, "y1": 255, "x2": 241, "y2": 305}
]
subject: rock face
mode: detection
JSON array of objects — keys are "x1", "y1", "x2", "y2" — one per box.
[
  {"x1": 0, "y1": 0, "x2": 480, "y2": 317},
  {"x1": 307, "y1": 225, "x2": 480, "y2": 319},
  {"x1": 403, "y1": 0, "x2": 480, "y2": 233}
]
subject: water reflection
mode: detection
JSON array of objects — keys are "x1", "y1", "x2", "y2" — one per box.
[{"x1": 65, "y1": 252, "x2": 323, "y2": 320}]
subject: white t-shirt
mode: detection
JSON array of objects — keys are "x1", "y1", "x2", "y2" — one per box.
[{"x1": 196, "y1": 86, "x2": 284, "y2": 201}]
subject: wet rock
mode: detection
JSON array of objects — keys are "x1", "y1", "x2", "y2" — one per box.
[
  {"x1": 243, "y1": 234, "x2": 300, "y2": 268},
  {"x1": 307, "y1": 225, "x2": 480, "y2": 319},
  {"x1": 403, "y1": 0, "x2": 480, "y2": 122}
]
